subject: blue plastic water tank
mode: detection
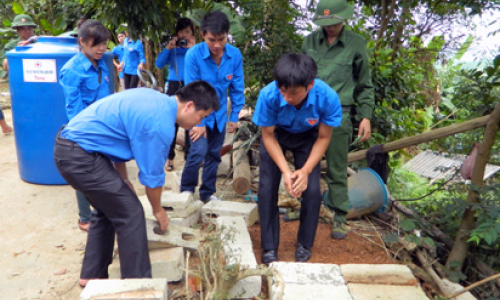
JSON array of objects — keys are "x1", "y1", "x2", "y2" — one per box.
[{"x1": 6, "y1": 36, "x2": 115, "y2": 185}]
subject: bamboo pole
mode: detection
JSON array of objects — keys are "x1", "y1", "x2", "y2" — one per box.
[
  {"x1": 348, "y1": 115, "x2": 490, "y2": 162},
  {"x1": 446, "y1": 103, "x2": 500, "y2": 271}
]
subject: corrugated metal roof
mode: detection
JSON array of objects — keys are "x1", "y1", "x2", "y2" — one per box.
[{"x1": 403, "y1": 150, "x2": 500, "y2": 181}]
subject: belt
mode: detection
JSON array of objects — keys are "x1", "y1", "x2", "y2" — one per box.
[
  {"x1": 56, "y1": 135, "x2": 80, "y2": 147},
  {"x1": 341, "y1": 105, "x2": 352, "y2": 113}
]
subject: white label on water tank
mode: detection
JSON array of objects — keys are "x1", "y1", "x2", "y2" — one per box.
[{"x1": 22, "y1": 59, "x2": 57, "y2": 83}]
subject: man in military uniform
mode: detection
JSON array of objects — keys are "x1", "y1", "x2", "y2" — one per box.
[
  {"x1": 2, "y1": 14, "x2": 38, "y2": 72},
  {"x1": 302, "y1": 0, "x2": 374, "y2": 239}
]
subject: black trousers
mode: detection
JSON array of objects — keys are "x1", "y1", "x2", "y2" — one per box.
[
  {"x1": 258, "y1": 127, "x2": 322, "y2": 251},
  {"x1": 54, "y1": 134, "x2": 151, "y2": 279},
  {"x1": 166, "y1": 81, "x2": 189, "y2": 160},
  {"x1": 124, "y1": 74, "x2": 139, "y2": 89}
]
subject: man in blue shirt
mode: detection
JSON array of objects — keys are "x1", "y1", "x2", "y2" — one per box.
[
  {"x1": 181, "y1": 11, "x2": 245, "y2": 202},
  {"x1": 253, "y1": 53, "x2": 342, "y2": 263},
  {"x1": 54, "y1": 82, "x2": 219, "y2": 286}
]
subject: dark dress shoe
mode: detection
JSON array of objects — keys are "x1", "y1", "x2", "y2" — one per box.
[
  {"x1": 261, "y1": 249, "x2": 278, "y2": 264},
  {"x1": 295, "y1": 243, "x2": 311, "y2": 262}
]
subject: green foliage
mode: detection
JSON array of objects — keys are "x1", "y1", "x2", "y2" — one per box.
[
  {"x1": 366, "y1": 36, "x2": 442, "y2": 148},
  {"x1": 467, "y1": 182, "x2": 500, "y2": 246},
  {"x1": 230, "y1": 0, "x2": 306, "y2": 108},
  {"x1": 83, "y1": 0, "x2": 202, "y2": 41},
  {"x1": 434, "y1": 54, "x2": 500, "y2": 162}
]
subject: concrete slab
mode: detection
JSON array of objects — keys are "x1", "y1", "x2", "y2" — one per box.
[
  {"x1": 270, "y1": 262, "x2": 345, "y2": 286},
  {"x1": 216, "y1": 216, "x2": 253, "y2": 248},
  {"x1": 170, "y1": 203, "x2": 202, "y2": 228},
  {"x1": 202, "y1": 201, "x2": 259, "y2": 226},
  {"x1": 347, "y1": 284, "x2": 430, "y2": 300},
  {"x1": 276, "y1": 284, "x2": 352, "y2": 300},
  {"x1": 167, "y1": 199, "x2": 203, "y2": 218},
  {"x1": 80, "y1": 278, "x2": 168, "y2": 300},
  {"x1": 270, "y1": 262, "x2": 350, "y2": 300},
  {"x1": 216, "y1": 217, "x2": 261, "y2": 299},
  {"x1": 170, "y1": 171, "x2": 182, "y2": 193},
  {"x1": 146, "y1": 219, "x2": 199, "y2": 252},
  {"x1": 341, "y1": 264, "x2": 419, "y2": 286},
  {"x1": 161, "y1": 191, "x2": 193, "y2": 209},
  {"x1": 109, "y1": 247, "x2": 185, "y2": 282}
]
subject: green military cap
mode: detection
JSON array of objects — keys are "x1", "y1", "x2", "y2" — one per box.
[
  {"x1": 312, "y1": 0, "x2": 354, "y2": 26},
  {"x1": 11, "y1": 14, "x2": 37, "y2": 29}
]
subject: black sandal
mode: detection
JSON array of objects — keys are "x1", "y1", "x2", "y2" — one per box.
[{"x1": 165, "y1": 160, "x2": 174, "y2": 172}]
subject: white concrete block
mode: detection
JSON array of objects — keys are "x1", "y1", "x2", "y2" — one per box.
[
  {"x1": 109, "y1": 247, "x2": 185, "y2": 282},
  {"x1": 347, "y1": 284, "x2": 430, "y2": 300},
  {"x1": 216, "y1": 216, "x2": 253, "y2": 248},
  {"x1": 202, "y1": 200, "x2": 259, "y2": 226},
  {"x1": 216, "y1": 217, "x2": 261, "y2": 299},
  {"x1": 341, "y1": 264, "x2": 418, "y2": 286},
  {"x1": 270, "y1": 262, "x2": 351, "y2": 300},
  {"x1": 167, "y1": 200, "x2": 203, "y2": 218},
  {"x1": 80, "y1": 278, "x2": 167, "y2": 300},
  {"x1": 169, "y1": 171, "x2": 182, "y2": 193},
  {"x1": 275, "y1": 284, "x2": 352, "y2": 300},
  {"x1": 170, "y1": 204, "x2": 202, "y2": 228},
  {"x1": 140, "y1": 195, "x2": 202, "y2": 220},
  {"x1": 161, "y1": 191, "x2": 194, "y2": 210},
  {"x1": 270, "y1": 262, "x2": 345, "y2": 286},
  {"x1": 146, "y1": 219, "x2": 199, "y2": 252}
]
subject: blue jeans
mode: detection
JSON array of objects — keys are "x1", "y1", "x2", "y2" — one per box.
[
  {"x1": 76, "y1": 190, "x2": 92, "y2": 223},
  {"x1": 181, "y1": 125, "x2": 225, "y2": 201}
]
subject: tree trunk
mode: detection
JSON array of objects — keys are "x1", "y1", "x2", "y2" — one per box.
[
  {"x1": 446, "y1": 102, "x2": 500, "y2": 271},
  {"x1": 153, "y1": 41, "x2": 165, "y2": 91},
  {"x1": 232, "y1": 140, "x2": 251, "y2": 194},
  {"x1": 376, "y1": 0, "x2": 397, "y2": 49},
  {"x1": 348, "y1": 115, "x2": 490, "y2": 162},
  {"x1": 391, "y1": 1, "x2": 410, "y2": 53}
]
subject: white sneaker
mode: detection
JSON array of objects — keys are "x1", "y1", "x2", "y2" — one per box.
[{"x1": 205, "y1": 195, "x2": 221, "y2": 202}]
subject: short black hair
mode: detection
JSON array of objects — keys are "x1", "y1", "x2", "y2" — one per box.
[
  {"x1": 175, "y1": 18, "x2": 194, "y2": 36},
  {"x1": 176, "y1": 81, "x2": 220, "y2": 112},
  {"x1": 200, "y1": 11, "x2": 229, "y2": 35},
  {"x1": 117, "y1": 31, "x2": 127, "y2": 36},
  {"x1": 78, "y1": 20, "x2": 110, "y2": 47},
  {"x1": 274, "y1": 53, "x2": 317, "y2": 89}
]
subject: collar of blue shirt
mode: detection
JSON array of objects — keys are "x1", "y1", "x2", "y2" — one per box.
[
  {"x1": 77, "y1": 51, "x2": 107, "y2": 72},
  {"x1": 200, "y1": 42, "x2": 233, "y2": 60},
  {"x1": 278, "y1": 83, "x2": 316, "y2": 108}
]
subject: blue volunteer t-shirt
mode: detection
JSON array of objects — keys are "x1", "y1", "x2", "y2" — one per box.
[
  {"x1": 61, "y1": 88, "x2": 176, "y2": 188},
  {"x1": 155, "y1": 47, "x2": 188, "y2": 81},
  {"x1": 121, "y1": 38, "x2": 146, "y2": 75},
  {"x1": 184, "y1": 42, "x2": 244, "y2": 132},
  {"x1": 111, "y1": 44, "x2": 124, "y2": 79},
  {"x1": 59, "y1": 51, "x2": 111, "y2": 120},
  {"x1": 252, "y1": 79, "x2": 342, "y2": 133}
]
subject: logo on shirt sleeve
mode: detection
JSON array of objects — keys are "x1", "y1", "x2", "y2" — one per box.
[
  {"x1": 226, "y1": 74, "x2": 233, "y2": 80},
  {"x1": 306, "y1": 118, "x2": 319, "y2": 126}
]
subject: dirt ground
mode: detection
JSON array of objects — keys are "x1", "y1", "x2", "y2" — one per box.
[{"x1": 0, "y1": 81, "x2": 396, "y2": 299}]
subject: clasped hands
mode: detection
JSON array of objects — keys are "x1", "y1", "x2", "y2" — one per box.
[{"x1": 284, "y1": 169, "x2": 308, "y2": 198}]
